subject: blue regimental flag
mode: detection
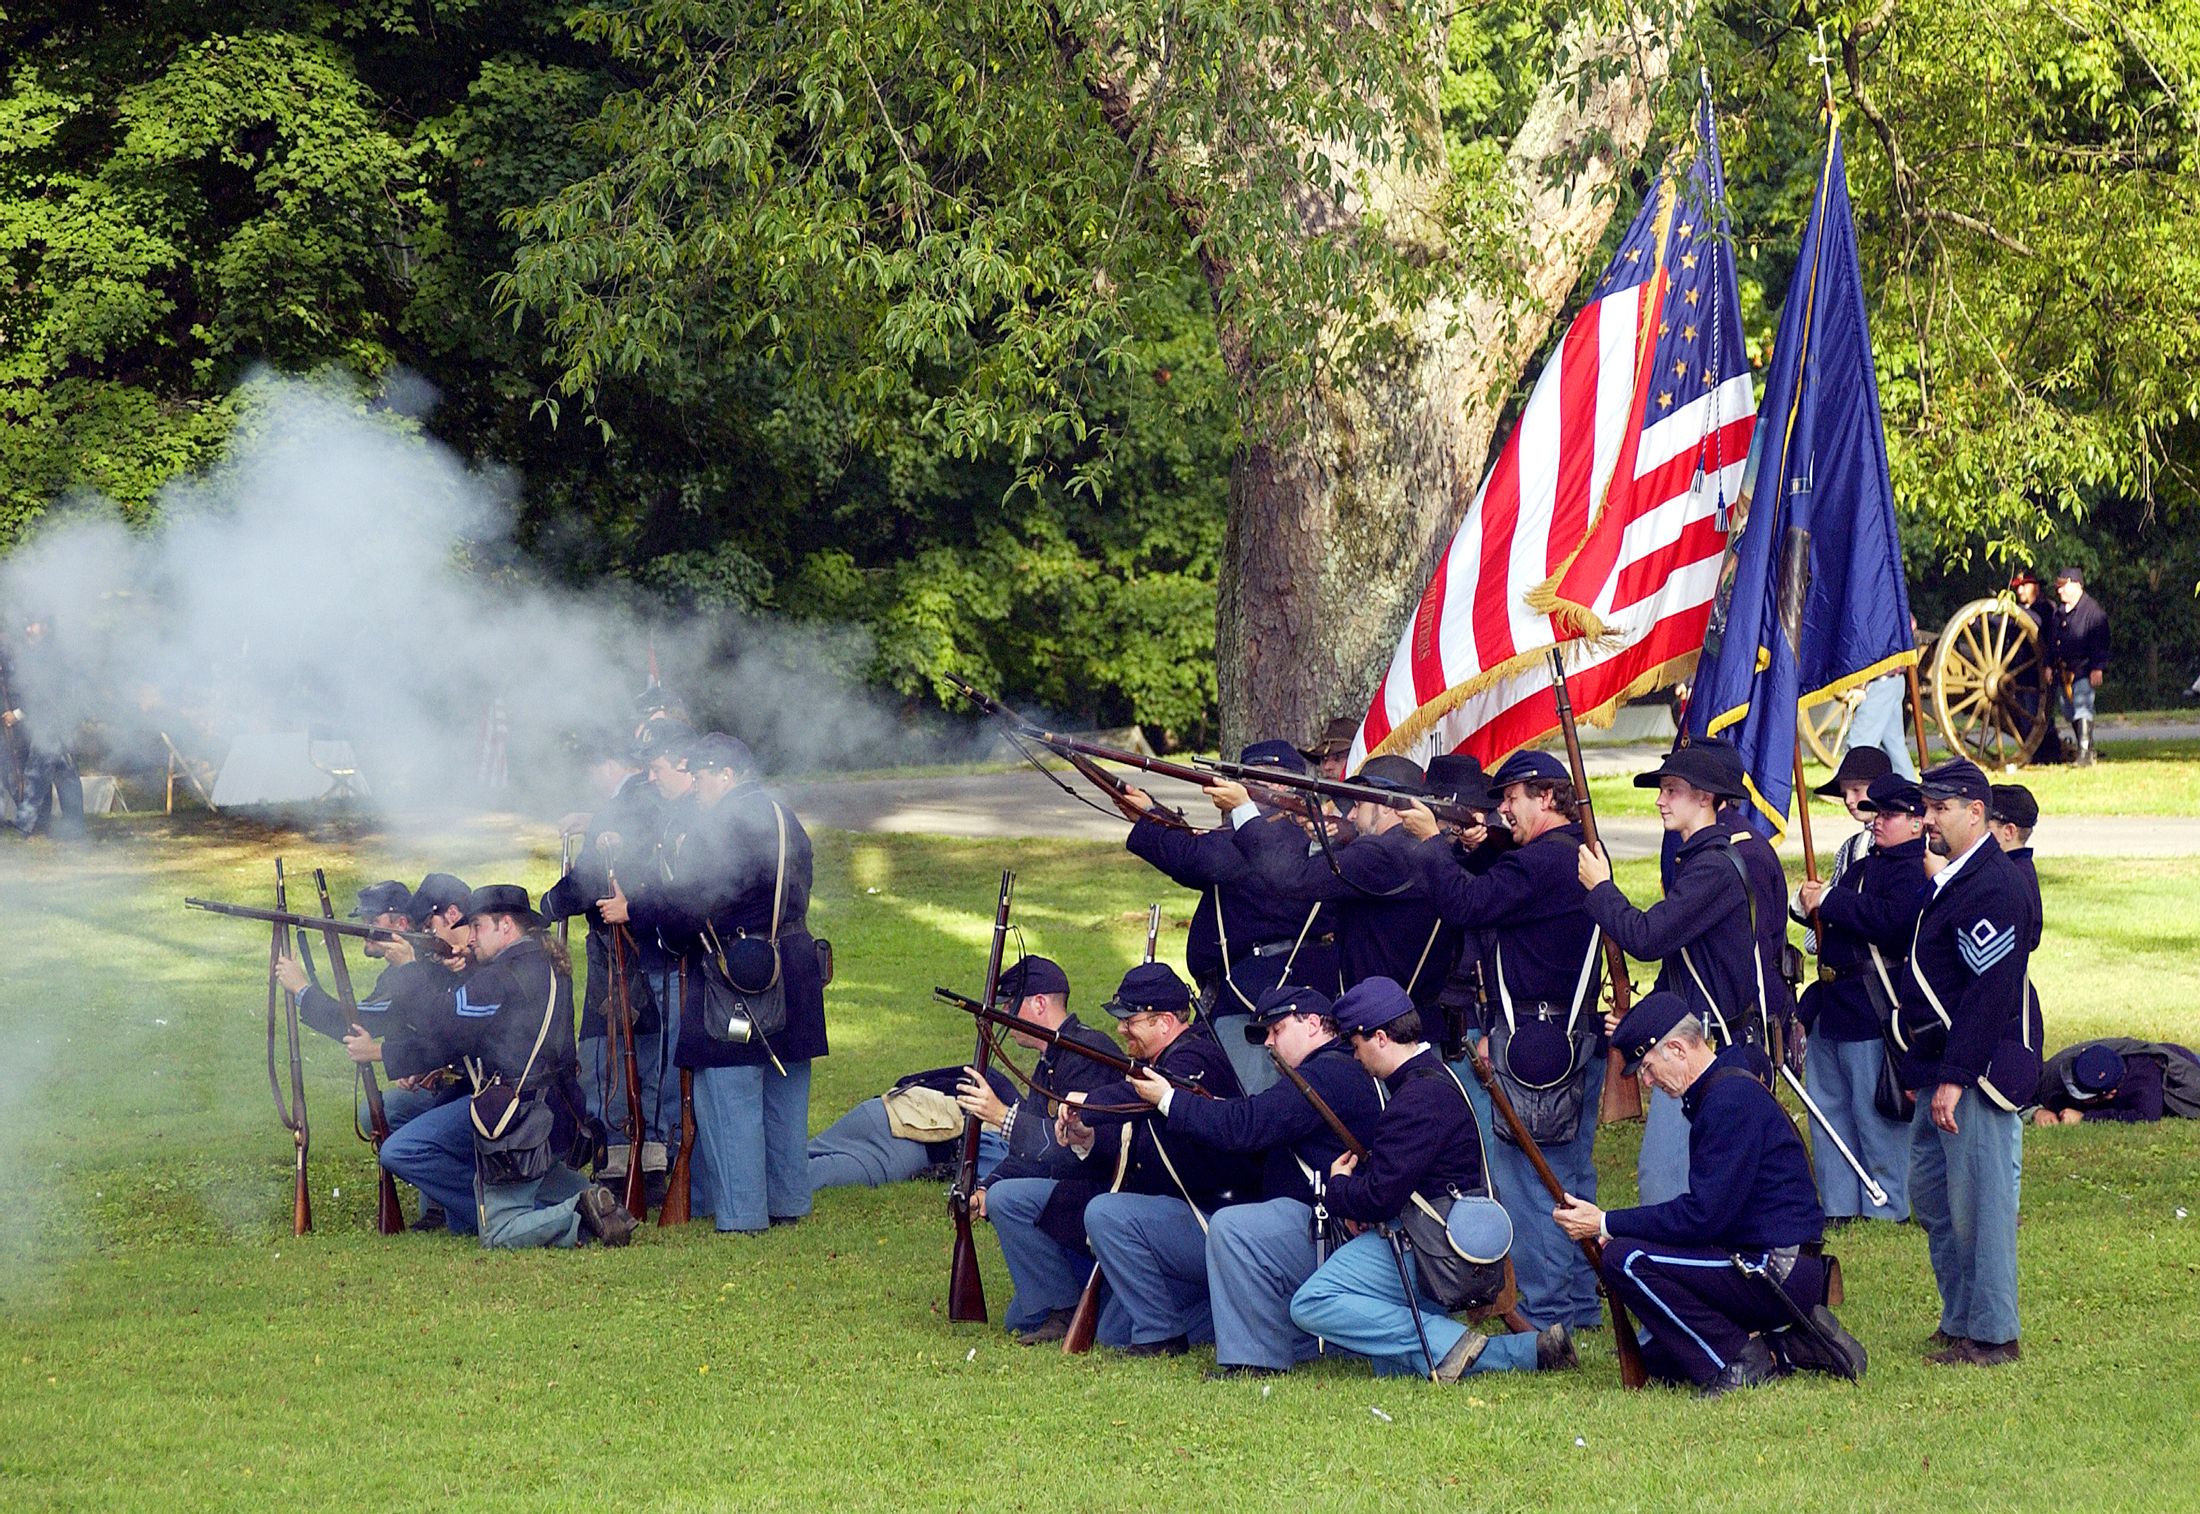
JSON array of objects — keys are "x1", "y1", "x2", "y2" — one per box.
[{"x1": 1684, "y1": 119, "x2": 1917, "y2": 836}]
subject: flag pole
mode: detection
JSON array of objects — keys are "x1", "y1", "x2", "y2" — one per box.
[
  {"x1": 1548, "y1": 647, "x2": 1645, "y2": 1124},
  {"x1": 1903, "y1": 662, "x2": 1932, "y2": 770}
]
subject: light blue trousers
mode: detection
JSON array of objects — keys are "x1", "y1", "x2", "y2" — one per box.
[
  {"x1": 1290, "y1": 1232, "x2": 1541, "y2": 1379},
  {"x1": 983, "y1": 1177, "x2": 1130, "y2": 1344},
  {"x1": 1207, "y1": 1197, "x2": 1327, "y2": 1370},
  {"x1": 477, "y1": 1162, "x2": 589, "y2": 1249},
  {"x1": 1848, "y1": 674, "x2": 1919, "y2": 779},
  {"x1": 1908, "y1": 1087, "x2": 2021, "y2": 1344},
  {"x1": 1483, "y1": 1056, "x2": 1606, "y2": 1328},
  {"x1": 806, "y1": 1099, "x2": 1005, "y2": 1190},
  {"x1": 1639, "y1": 1085, "x2": 1691, "y2": 1206},
  {"x1": 1805, "y1": 1036, "x2": 1910, "y2": 1220},
  {"x1": 692, "y1": 1059, "x2": 813, "y2": 1233},
  {"x1": 378, "y1": 1096, "x2": 481, "y2": 1235},
  {"x1": 1085, "y1": 1192, "x2": 1215, "y2": 1345}
]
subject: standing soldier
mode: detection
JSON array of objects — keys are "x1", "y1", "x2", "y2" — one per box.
[
  {"x1": 1119, "y1": 739, "x2": 1334, "y2": 1094},
  {"x1": 544, "y1": 735, "x2": 672, "y2": 1201},
  {"x1": 1, "y1": 609, "x2": 84, "y2": 838},
  {"x1": 2049, "y1": 568, "x2": 2110, "y2": 765},
  {"x1": 1797, "y1": 773, "x2": 1931, "y2": 1223},
  {"x1": 616, "y1": 732, "x2": 828, "y2": 1235},
  {"x1": 1576, "y1": 740, "x2": 1764, "y2": 1204},
  {"x1": 2009, "y1": 570, "x2": 2063, "y2": 763},
  {"x1": 1397, "y1": 750, "x2": 1607, "y2": 1333}
]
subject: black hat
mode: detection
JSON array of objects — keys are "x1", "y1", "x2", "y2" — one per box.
[
  {"x1": 1238, "y1": 740, "x2": 1309, "y2": 774},
  {"x1": 1633, "y1": 740, "x2": 1746, "y2": 800},
  {"x1": 1300, "y1": 716, "x2": 1360, "y2": 762},
  {"x1": 1920, "y1": 757, "x2": 1991, "y2": 806},
  {"x1": 2053, "y1": 566, "x2": 2084, "y2": 585},
  {"x1": 1490, "y1": 750, "x2": 1569, "y2": 789},
  {"x1": 1988, "y1": 783, "x2": 2039, "y2": 830},
  {"x1": 685, "y1": 731, "x2": 755, "y2": 774},
  {"x1": 1104, "y1": 962, "x2": 1192, "y2": 1020},
  {"x1": 1813, "y1": 745, "x2": 1892, "y2": 797},
  {"x1": 1425, "y1": 754, "x2": 1493, "y2": 808},
  {"x1": 996, "y1": 955, "x2": 1070, "y2": 1005},
  {"x1": 348, "y1": 880, "x2": 414, "y2": 920},
  {"x1": 2009, "y1": 568, "x2": 2041, "y2": 589},
  {"x1": 1611, "y1": 990, "x2": 1692, "y2": 1076},
  {"x1": 1856, "y1": 773, "x2": 1925, "y2": 817},
  {"x1": 463, "y1": 883, "x2": 544, "y2": 929},
  {"x1": 2068, "y1": 1044, "x2": 2124, "y2": 1098},
  {"x1": 1331, "y1": 977, "x2": 1416, "y2": 1037},
  {"x1": 407, "y1": 872, "x2": 472, "y2": 921},
  {"x1": 1352, "y1": 754, "x2": 1427, "y2": 795},
  {"x1": 632, "y1": 719, "x2": 695, "y2": 765},
  {"x1": 1243, "y1": 984, "x2": 1334, "y2": 1042}
]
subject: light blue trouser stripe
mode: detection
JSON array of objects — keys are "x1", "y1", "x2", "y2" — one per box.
[{"x1": 1619, "y1": 1249, "x2": 1765, "y2": 1372}]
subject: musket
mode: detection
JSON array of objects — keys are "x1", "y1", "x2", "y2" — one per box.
[
  {"x1": 188, "y1": 898, "x2": 457, "y2": 958},
  {"x1": 935, "y1": 991, "x2": 1221, "y2": 1101},
  {"x1": 1545, "y1": 649, "x2": 1644, "y2": 1125},
  {"x1": 1143, "y1": 903, "x2": 1161, "y2": 965},
  {"x1": 949, "y1": 871, "x2": 1017, "y2": 1323},
  {"x1": 1197, "y1": 757, "x2": 1488, "y2": 830},
  {"x1": 268, "y1": 861, "x2": 312, "y2": 1236},
  {"x1": 948, "y1": 676, "x2": 1194, "y2": 829},
  {"x1": 313, "y1": 869, "x2": 405, "y2": 1237},
  {"x1": 1467, "y1": 964, "x2": 1648, "y2": 1389},
  {"x1": 610, "y1": 919, "x2": 649, "y2": 1221},
  {"x1": 659, "y1": 967, "x2": 695, "y2": 1227}
]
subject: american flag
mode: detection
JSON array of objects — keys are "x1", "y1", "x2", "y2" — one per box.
[{"x1": 1354, "y1": 102, "x2": 1757, "y2": 768}]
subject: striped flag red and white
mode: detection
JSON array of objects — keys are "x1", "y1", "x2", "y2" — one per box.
[{"x1": 1354, "y1": 106, "x2": 1757, "y2": 769}]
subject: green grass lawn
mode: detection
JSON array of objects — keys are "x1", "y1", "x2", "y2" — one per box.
[{"x1": 0, "y1": 817, "x2": 2196, "y2": 1510}]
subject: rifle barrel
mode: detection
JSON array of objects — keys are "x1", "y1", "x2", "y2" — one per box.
[
  {"x1": 935, "y1": 991, "x2": 1219, "y2": 1100},
  {"x1": 186, "y1": 898, "x2": 454, "y2": 957},
  {"x1": 1200, "y1": 758, "x2": 1481, "y2": 828}
]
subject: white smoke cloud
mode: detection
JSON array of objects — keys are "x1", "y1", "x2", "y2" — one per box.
[{"x1": 0, "y1": 372, "x2": 924, "y2": 815}]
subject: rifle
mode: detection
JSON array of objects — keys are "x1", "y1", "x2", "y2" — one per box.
[
  {"x1": 312, "y1": 869, "x2": 405, "y2": 1237},
  {"x1": 610, "y1": 920, "x2": 649, "y2": 1221},
  {"x1": 935, "y1": 991, "x2": 1222, "y2": 1102},
  {"x1": 949, "y1": 871, "x2": 1017, "y2": 1323},
  {"x1": 950, "y1": 675, "x2": 1346, "y2": 833},
  {"x1": 660, "y1": 967, "x2": 695, "y2": 1227},
  {"x1": 188, "y1": 898, "x2": 458, "y2": 958},
  {"x1": 1545, "y1": 649, "x2": 1644, "y2": 1125},
  {"x1": 268, "y1": 861, "x2": 312, "y2": 1236},
  {"x1": 1467, "y1": 966, "x2": 1648, "y2": 1388},
  {"x1": 1198, "y1": 757, "x2": 1488, "y2": 831},
  {"x1": 949, "y1": 676, "x2": 1194, "y2": 829},
  {"x1": 1142, "y1": 903, "x2": 1161, "y2": 965}
]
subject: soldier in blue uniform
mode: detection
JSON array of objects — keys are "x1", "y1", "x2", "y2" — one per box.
[
  {"x1": 377, "y1": 885, "x2": 634, "y2": 1248},
  {"x1": 1117, "y1": 984, "x2": 1383, "y2": 1375},
  {"x1": 1795, "y1": 772, "x2": 1930, "y2": 1223},
  {"x1": 1395, "y1": 749, "x2": 1608, "y2": 1331},
  {"x1": 805, "y1": 1063, "x2": 1015, "y2": 1191},
  {"x1": 1555, "y1": 991, "x2": 1864, "y2": 1395},
  {"x1": 1119, "y1": 739, "x2": 1334, "y2": 1093},
  {"x1": 1290, "y1": 978, "x2": 1576, "y2": 1382},
  {"x1": 1577, "y1": 740, "x2": 1762, "y2": 1203},
  {"x1": 543, "y1": 737, "x2": 674, "y2": 1198},
  {"x1": 1041, "y1": 964, "x2": 1255, "y2": 1355},
  {"x1": 2035, "y1": 1040, "x2": 2200, "y2": 1125},
  {"x1": 273, "y1": 878, "x2": 469, "y2": 1227},
  {"x1": 613, "y1": 732, "x2": 829, "y2": 1235},
  {"x1": 959, "y1": 956, "x2": 1140, "y2": 1344},
  {"x1": 1233, "y1": 755, "x2": 1463, "y2": 1015},
  {"x1": 0, "y1": 609, "x2": 84, "y2": 838}
]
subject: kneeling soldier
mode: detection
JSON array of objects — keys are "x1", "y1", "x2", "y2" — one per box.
[
  {"x1": 1290, "y1": 978, "x2": 1575, "y2": 1382},
  {"x1": 1554, "y1": 992, "x2": 1865, "y2": 1396},
  {"x1": 1124, "y1": 984, "x2": 1383, "y2": 1376}
]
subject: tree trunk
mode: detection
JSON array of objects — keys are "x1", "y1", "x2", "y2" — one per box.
[{"x1": 1210, "y1": 17, "x2": 1684, "y2": 754}]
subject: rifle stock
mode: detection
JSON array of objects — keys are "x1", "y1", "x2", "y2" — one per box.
[
  {"x1": 313, "y1": 869, "x2": 404, "y2": 1237},
  {"x1": 949, "y1": 872, "x2": 1017, "y2": 1324},
  {"x1": 660, "y1": 1066, "x2": 695, "y2": 1227},
  {"x1": 1544, "y1": 651, "x2": 1643, "y2": 1126}
]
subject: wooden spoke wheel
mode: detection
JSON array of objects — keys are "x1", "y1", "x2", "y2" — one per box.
[
  {"x1": 1928, "y1": 597, "x2": 2050, "y2": 769},
  {"x1": 1799, "y1": 692, "x2": 1861, "y2": 770}
]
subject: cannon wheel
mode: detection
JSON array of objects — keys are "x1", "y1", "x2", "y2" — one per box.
[
  {"x1": 1799, "y1": 692, "x2": 1860, "y2": 769},
  {"x1": 1929, "y1": 597, "x2": 2050, "y2": 769}
]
